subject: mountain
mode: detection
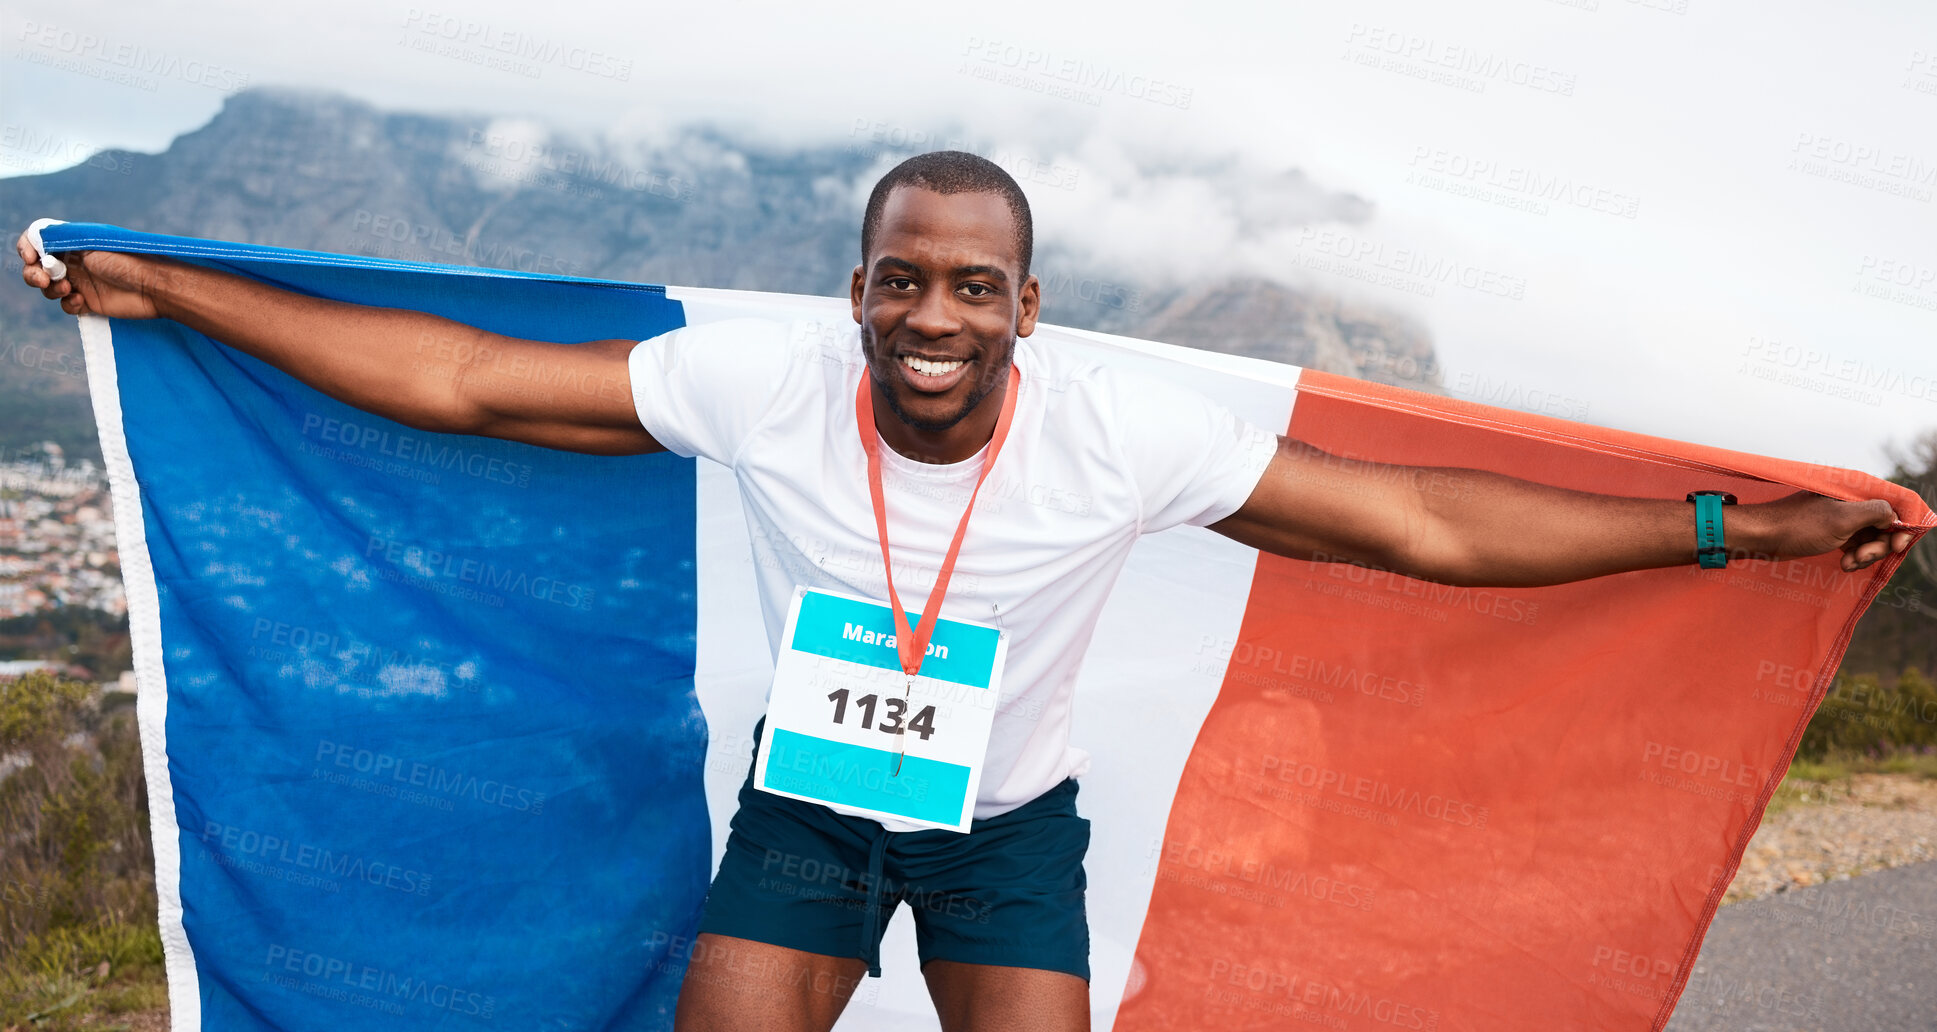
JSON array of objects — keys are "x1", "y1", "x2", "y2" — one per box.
[
  {"x1": 0, "y1": 88, "x2": 1440, "y2": 461},
  {"x1": 1129, "y1": 278, "x2": 1437, "y2": 386}
]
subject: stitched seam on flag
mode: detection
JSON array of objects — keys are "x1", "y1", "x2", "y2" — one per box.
[
  {"x1": 1294, "y1": 377, "x2": 1937, "y2": 530},
  {"x1": 39, "y1": 228, "x2": 670, "y2": 290},
  {"x1": 1292, "y1": 378, "x2": 1767, "y2": 479},
  {"x1": 77, "y1": 314, "x2": 202, "y2": 1031}
]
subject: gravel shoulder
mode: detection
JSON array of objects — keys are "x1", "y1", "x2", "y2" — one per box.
[{"x1": 1726, "y1": 772, "x2": 1937, "y2": 903}]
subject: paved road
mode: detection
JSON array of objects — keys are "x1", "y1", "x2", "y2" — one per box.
[{"x1": 1665, "y1": 859, "x2": 1937, "y2": 1032}]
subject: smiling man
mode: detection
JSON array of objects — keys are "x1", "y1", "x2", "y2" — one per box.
[{"x1": 16, "y1": 150, "x2": 1911, "y2": 1032}]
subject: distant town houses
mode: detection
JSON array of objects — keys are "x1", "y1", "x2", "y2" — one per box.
[{"x1": 0, "y1": 442, "x2": 125, "y2": 620}]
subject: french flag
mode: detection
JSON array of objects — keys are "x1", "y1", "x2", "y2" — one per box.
[{"x1": 40, "y1": 220, "x2": 1931, "y2": 1031}]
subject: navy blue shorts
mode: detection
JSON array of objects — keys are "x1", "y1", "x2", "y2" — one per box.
[{"x1": 696, "y1": 721, "x2": 1091, "y2": 980}]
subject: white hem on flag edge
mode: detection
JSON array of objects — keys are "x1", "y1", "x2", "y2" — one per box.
[{"x1": 78, "y1": 314, "x2": 202, "y2": 1031}]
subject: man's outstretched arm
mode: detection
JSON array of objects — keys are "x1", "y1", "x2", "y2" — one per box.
[
  {"x1": 1210, "y1": 435, "x2": 1913, "y2": 587},
  {"x1": 16, "y1": 233, "x2": 661, "y2": 456}
]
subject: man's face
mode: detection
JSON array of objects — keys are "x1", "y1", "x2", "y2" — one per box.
[{"x1": 849, "y1": 186, "x2": 1040, "y2": 443}]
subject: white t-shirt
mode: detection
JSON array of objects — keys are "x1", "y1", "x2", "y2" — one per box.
[{"x1": 629, "y1": 316, "x2": 1279, "y2": 828}]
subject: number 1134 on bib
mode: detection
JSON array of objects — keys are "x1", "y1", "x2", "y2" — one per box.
[{"x1": 753, "y1": 587, "x2": 1008, "y2": 832}]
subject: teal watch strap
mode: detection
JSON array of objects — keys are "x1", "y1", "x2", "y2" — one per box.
[{"x1": 1686, "y1": 491, "x2": 1737, "y2": 569}]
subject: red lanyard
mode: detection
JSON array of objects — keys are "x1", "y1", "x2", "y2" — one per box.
[{"x1": 853, "y1": 365, "x2": 1020, "y2": 682}]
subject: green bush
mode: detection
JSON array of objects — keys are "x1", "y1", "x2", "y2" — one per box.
[
  {"x1": 1797, "y1": 667, "x2": 1937, "y2": 759},
  {"x1": 0, "y1": 671, "x2": 160, "y2": 1025}
]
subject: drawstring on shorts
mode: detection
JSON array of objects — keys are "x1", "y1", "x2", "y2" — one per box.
[{"x1": 858, "y1": 823, "x2": 892, "y2": 977}]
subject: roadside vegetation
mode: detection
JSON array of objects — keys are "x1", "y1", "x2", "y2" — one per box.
[{"x1": 1, "y1": 672, "x2": 163, "y2": 1031}]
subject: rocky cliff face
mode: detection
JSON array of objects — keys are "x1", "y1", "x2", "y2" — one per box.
[
  {"x1": 0, "y1": 88, "x2": 1441, "y2": 458},
  {"x1": 1124, "y1": 278, "x2": 1440, "y2": 389}
]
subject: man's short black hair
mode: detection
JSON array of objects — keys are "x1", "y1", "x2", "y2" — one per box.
[{"x1": 861, "y1": 151, "x2": 1034, "y2": 278}]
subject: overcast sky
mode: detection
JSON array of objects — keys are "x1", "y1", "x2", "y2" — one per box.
[{"x1": 2, "y1": 0, "x2": 1934, "y2": 476}]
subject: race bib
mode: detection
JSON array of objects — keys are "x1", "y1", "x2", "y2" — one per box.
[{"x1": 753, "y1": 587, "x2": 1007, "y2": 832}]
